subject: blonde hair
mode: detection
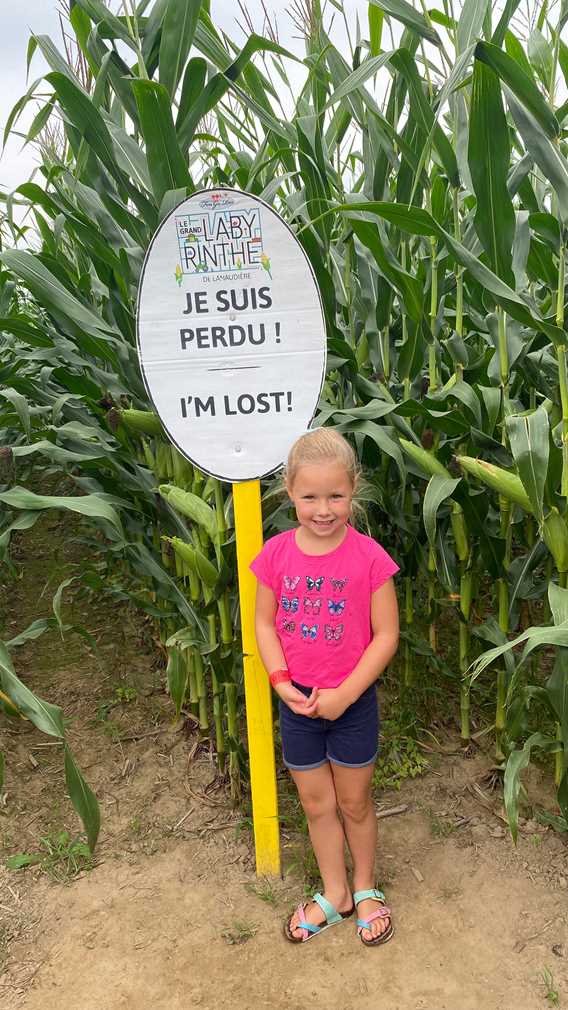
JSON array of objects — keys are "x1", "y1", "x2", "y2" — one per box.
[{"x1": 284, "y1": 428, "x2": 361, "y2": 491}]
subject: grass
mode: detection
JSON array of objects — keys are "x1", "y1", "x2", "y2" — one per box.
[
  {"x1": 373, "y1": 715, "x2": 430, "y2": 791},
  {"x1": 541, "y1": 967, "x2": 560, "y2": 1006},
  {"x1": 422, "y1": 805, "x2": 457, "y2": 840},
  {"x1": 129, "y1": 816, "x2": 143, "y2": 836},
  {"x1": 5, "y1": 829, "x2": 94, "y2": 882},
  {"x1": 221, "y1": 919, "x2": 258, "y2": 945},
  {"x1": 245, "y1": 878, "x2": 280, "y2": 906}
]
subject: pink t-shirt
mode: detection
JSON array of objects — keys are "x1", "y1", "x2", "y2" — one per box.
[{"x1": 250, "y1": 525, "x2": 399, "y2": 689}]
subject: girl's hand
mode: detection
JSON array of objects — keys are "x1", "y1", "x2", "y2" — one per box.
[
  {"x1": 276, "y1": 683, "x2": 319, "y2": 717},
  {"x1": 314, "y1": 688, "x2": 349, "y2": 721}
]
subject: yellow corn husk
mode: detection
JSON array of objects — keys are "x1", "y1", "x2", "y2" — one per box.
[
  {"x1": 159, "y1": 484, "x2": 217, "y2": 540},
  {"x1": 399, "y1": 438, "x2": 451, "y2": 478},
  {"x1": 456, "y1": 456, "x2": 534, "y2": 514},
  {"x1": 542, "y1": 508, "x2": 568, "y2": 573},
  {"x1": 120, "y1": 408, "x2": 164, "y2": 437},
  {"x1": 165, "y1": 537, "x2": 219, "y2": 587},
  {"x1": 450, "y1": 502, "x2": 469, "y2": 562}
]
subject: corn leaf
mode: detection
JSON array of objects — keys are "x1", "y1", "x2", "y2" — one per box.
[
  {"x1": 423, "y1": 475, "x2": 462, "y2": 548},
  {"x1": 469, "y1": 59, "x2": 515, "y2": 285},
  {"x1": 64, "y1": 743, "x2": 101, "y2": 851},
  {"x1": 0, "y1": 250, "x2": 115, "y2": 339},
  {"x1": 159, "y1": 0, "x2": 202, "y2": 99},
  {"x1": 166, "y1": 646, "x2": 189, "y2": 719},
  {"x1": 0, "y1": 641, "x2": 65, "y2": 737},
  {"x1": 504, "y1": 732, "x2": 556, "y2": 841},
  {"x1": 337, "y1": 200, "x2": 566, "y2": 345},
  {"x1": 549, "y1": 584, "x2": 568, "y2": 627},
  {"x1": 506, "y1": 93, "x2": 568, "y2": 223},
  {"x1": 505, "y1": 407, "x2": 549, "y2": 522},
  {"x1": 475, "y1": 41, "x2": 559, "y2": 138},
  {"x1": 457, "y1": 0, "x2": 490, "y2": 54},
  {"x1": 0, "y1": 486, "x2": 123, "y2": 537},
  {"x1": 370, "y1": 0, "x2": 441, "y2": 46},
  {"x1": 131, "y1": 80, "x2": 192, "y2": 204}
]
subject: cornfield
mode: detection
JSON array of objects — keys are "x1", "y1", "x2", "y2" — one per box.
[{"x1": 1, "y1": 0, "x2": 567, "y2": 850}]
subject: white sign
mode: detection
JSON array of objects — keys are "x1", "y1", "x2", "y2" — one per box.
[{"x1": 136, "y1": 188, "x2": 327, "y2": 482}]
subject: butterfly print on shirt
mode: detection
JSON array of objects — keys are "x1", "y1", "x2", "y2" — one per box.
[
  {"x1": 324, "y1": 623, "x2": 344, "y2": 642},
  {"x1": 300, "y1": 623, "x2": 318, "y2": 641},
  {"x1": 303, "y1": 597, "x2": 322, "y2": 616},
  {"x1": 283, "y1": 575, "x2": 300, "y2": 591},
  {"x1": 306, "y1": 575, "x2": 324, "y2": 592},
  {"x1": 330, "y1": 577, "x2": 348, "y2": 593},
  {"x1": 281, "y1": 595, "x2": 299, "y2": 613},
  {"x1": 280, "y1": 618, "x2": 296, "y2": 635},
  {"x1": 327, "y1": 598, "x2": 346, "y2": 617}
]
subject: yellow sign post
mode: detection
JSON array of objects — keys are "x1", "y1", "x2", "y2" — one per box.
[{"x1": 233, "y1": 479, "x2": 280, "y2": 876}]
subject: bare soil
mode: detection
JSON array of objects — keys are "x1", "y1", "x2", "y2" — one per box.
[{"x1": 1, "y1": 511, "x2": 567, "y2": 1010}]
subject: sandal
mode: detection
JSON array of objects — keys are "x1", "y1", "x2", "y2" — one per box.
[
  {"x1": 284, "y1": 892, "x2": 354, "y2": 944},
  {"x1": 354, "y1": 888, "x2": 394, "y2": 947}
]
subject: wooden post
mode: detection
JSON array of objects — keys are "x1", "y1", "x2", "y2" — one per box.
[{"x1": 233, "y1": 479, "x2": 280, "y2": 876}]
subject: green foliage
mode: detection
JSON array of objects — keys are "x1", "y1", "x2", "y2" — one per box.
[
  {"x1": 221, "y1": 920, "x2": 258, "y2": 945},
  {"x1": 373, "y1": 718, "x2": 429, "y2": 791},
  {"x1": 6, "y1": 829, "x2": 94, "y2": 882},
  {"x1": 541, "y1": 967, "x2": 560, "y2": 1006}
]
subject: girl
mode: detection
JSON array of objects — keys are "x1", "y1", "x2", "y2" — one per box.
[{"x1": 251, "y1": 429, "x2": 400, "y2": 946}]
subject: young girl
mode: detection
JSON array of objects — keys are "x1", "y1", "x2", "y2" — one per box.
[{"x1": 250, "y1": 429, "x2": 400, "y2": 946}]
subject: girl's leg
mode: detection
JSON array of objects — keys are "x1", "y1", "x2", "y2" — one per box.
[
  {"x1": 287, "y1": 762, "x2": 352, "y2": 938},
  {"x1": 332, "y1": 762, "x2": 390, "y2": 941}
]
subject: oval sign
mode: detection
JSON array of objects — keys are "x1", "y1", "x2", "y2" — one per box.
[{"x1": 137, "y1": 188, "x2": 326, "y2": 482}]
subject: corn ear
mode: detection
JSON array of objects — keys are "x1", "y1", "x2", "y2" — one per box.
[
  {"x1": 172, "y1": 447, "x2": 193, "y2": 489},
  {"x1": 456, "y1": 456, "x2": 534, "y2": 514},
  {"x1": 165, "y1": 536, "x2": 218, "y2": 587},
  {"x1": 450, "y1": 502, "x2": 469, "y2": 562},
  {"x1": 155, "y1": 441, "x2": 170, "y2": 479},
  {"x1": 202, "y1": 476, "x2": 216, "y2": 501},
  {"x1": 142, "y1": 438, "x2": 155, "y2": 472},
  {"x1": 120, "y1": 408, "x2": 164, "y2": 437},
  {"x1": 160, "y1": 484, "x2": 217, "y2": 540},
  {"x1": 399, "y1": 438, "x2": 451, "y2": 478},
  {"x1": 542, "y1": 508, "x2": 568, "y2": 573}
]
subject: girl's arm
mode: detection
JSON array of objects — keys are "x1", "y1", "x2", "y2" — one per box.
[
  {"x1": 316, "y1": 579, "x2": 399, "y2": 720},
  {"x1": 255, "y1": 582, "x2": 318, "y2": 716},
  {"x1": 254, "y1": 582, "x2": 287, "y2": 673}
]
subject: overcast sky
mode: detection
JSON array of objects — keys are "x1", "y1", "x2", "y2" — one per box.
[{"x1": 0, "y1": 0, "x2": 370, "y2": 195}]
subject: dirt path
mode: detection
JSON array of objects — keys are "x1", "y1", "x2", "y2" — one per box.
[{"x1": 1, "y1": 511, "x2": 567, "y2": 1010}]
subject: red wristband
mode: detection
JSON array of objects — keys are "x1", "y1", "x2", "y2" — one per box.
[{"x1": 269, "y1": 669, "x2": 291, "y2": 687}]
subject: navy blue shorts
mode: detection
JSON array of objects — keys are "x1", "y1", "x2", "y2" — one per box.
[{"x1": 279, "y1": 682, "x2": 379, "y2": 771}]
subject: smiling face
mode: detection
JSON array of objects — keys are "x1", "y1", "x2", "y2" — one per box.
[{"x1": 287, "y1": 461, "x2": 354, "y2": 549}]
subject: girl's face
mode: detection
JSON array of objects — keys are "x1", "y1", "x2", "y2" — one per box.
[{"x1": 287, "y1": 461, "x2": 353, "y2": 542}]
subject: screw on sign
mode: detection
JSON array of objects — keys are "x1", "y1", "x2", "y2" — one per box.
[{"x1": 136, "y1": 189, "x2": 327, "y2": 875}]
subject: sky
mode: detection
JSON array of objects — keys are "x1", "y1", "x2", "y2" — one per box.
[{"x1": 0, "y1": 0, "x2": 369, "y2": 195}]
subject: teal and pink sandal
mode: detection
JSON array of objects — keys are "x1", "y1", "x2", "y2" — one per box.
[
  {"x1": 354, "y1": 888, "x2": 394, "y2": 947},
  {"x1": 284, "y1": 893, "x2": 354, "y2": 944}
]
